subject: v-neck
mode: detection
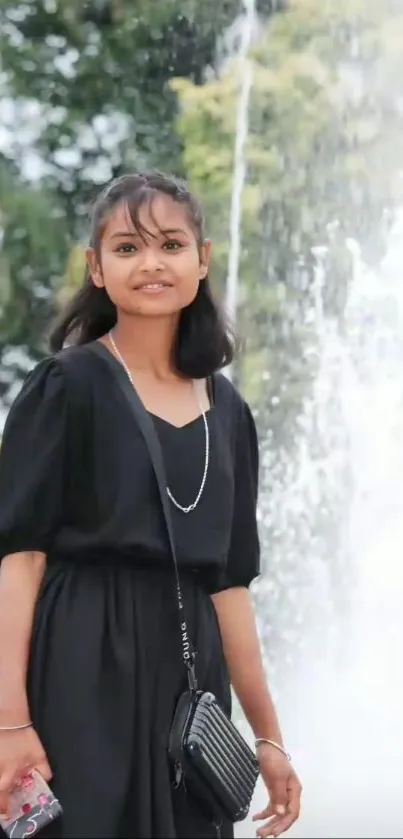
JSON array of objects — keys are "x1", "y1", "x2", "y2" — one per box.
[{"x1": 149, "y1": 409, "x2": 212, "y2": 431}]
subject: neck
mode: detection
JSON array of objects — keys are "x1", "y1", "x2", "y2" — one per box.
[{"x1": 110, "y1": 312, "x2": 180, "y2": 379}]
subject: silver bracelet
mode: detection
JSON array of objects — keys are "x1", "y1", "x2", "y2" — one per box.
[
  {"x1": 255, "y1": 737, "x2": 291, "y2": 762},
  {"x1": 0, "y1": 722, "x2": 33, "y2": 732}
]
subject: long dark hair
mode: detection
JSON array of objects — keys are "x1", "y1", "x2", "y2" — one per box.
[{"x1": 49, "y1": 171, "x2": 235, "y2": 377}]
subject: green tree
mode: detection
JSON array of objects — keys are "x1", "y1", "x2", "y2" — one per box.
[{"x1": 0, "y1": 156, "x2": 68, "y2": 395}]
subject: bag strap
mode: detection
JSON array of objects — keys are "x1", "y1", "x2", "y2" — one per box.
[{"x1": 87, "y1": 341, "x2": 199, "y2": 692}]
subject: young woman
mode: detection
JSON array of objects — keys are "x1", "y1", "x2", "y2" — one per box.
[{"x1": 0, "y1": 171, "x2": 301, "y2": 839}]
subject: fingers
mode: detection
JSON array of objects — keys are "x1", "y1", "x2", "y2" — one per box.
[
  {"x1": 254, "y1": 811, "x2": 282, "y2": 838},
  {"x1": 268, "y1": 775, "x2": 302, "y2": 838},
  {"x1": 253, "y1": 803, "x2": 275, "y2": 821},
  {"x1": 35, "y1": 758, "x2": 52, "y2": 783},
  {"x1": 0, "y1": 768, "x2": 19, "y2": 795},
  {"x1": 253, "y1": 779, "x2": 288, "y2": 838},
  {"x1": 252, "y1": 802, "x2": 276, "y2": 838},
  {"x1": 253, "y1": 775, "x2": 302, "y2": 838},
  {"x1": 0, "y1": 768, "x2": 20, "y2": 822}
]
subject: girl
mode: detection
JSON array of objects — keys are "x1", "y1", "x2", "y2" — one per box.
[{"x1": 0, "y1": 171, "x2": 301, "y2": 838}]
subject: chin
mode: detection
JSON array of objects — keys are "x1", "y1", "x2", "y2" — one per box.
[{"x1": 132, "y1": 301, "x2": 182, "y2": 317}]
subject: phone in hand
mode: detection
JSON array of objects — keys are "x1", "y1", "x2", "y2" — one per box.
[{"x1": 0, "y1": 769, "x2": 62, "y2": 838}]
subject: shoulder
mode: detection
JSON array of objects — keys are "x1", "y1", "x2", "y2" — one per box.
[
  {"x1": 213, "y1": 372, "x2": 255, "y2": 422},
  {"x1": 11, "y1": 355, "x2": 65, "y2": 408},
  {"x1": 3, "y1": 355, "x2": 68, "y2": 437},
  {"x1": 213, "y1": 372, "x2": 258, "y2": 447},
  {"x1": 49, "y1": 343, "x2": 107, "y2": 403},
  {"x1": 10, "y1": 345, "x2": 99, "y2": 415},
  {"x1": 54, "y1": 343, "x2": 99, "y2": 380},
  {"x1": 213, "y1": 371, "x2": 244, "y2": 414}
]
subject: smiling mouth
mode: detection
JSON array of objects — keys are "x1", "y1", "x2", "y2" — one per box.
[{"x1": 135, "y1": 282, "x2": 172, "y2": 290}]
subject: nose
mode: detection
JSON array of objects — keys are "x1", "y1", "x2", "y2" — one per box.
[{"x1": 138, "y1": 244, "x2": 165, "y2": 272}]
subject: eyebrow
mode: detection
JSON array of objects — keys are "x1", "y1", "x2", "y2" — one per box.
[{"x1": 110, "y1": 227, "x2": 188, "y2": 239}]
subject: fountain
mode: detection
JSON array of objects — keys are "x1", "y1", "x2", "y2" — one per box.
[
  {"x1": 236, "y1": 211, "x2": 403, "y2": 838},
  {"x1": 225, "y1": 0, "x2": 257, "y2": 334},
  {"x1": 218, "y1": 1, "x2": 403, "y2": 834}
]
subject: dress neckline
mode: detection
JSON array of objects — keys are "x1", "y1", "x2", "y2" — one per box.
[{"x1": 149, "y1": 409, "x2": 212, "y2": 431}]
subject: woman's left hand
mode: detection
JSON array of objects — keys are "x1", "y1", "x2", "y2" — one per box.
[{"x1": 252, "y1": 743, "x2": 302, "y2": 838}]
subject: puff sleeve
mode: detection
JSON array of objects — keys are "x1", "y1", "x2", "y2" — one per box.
[
  {"x1": 0, "y1": 358, "x2": 67, "y2": 559},
  {"x1": 214, "y1": 398, "x2": 261, "y2": 592}
]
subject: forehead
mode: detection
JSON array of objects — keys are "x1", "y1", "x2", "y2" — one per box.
[{"x1": 102, "y1": 193, "x2": 194, "y2": 239}]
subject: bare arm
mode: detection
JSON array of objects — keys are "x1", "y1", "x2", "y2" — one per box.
[
  {"x1": 212, "y1": 586, "x2": 303, "y2": 837},
  {"x1": 211, "y1": 586, "x2": 283, "y2": 744},
  {"x1": 0, "y1": 552, "x2": 46, "y2": 725},
  {"x1": 0, "y1": 361, "x2": 64, "y2": 810}
]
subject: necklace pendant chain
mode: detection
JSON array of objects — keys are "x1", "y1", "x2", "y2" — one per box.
[{"x1": 108, "y1": 331, "x2": 210, "y2": 514}]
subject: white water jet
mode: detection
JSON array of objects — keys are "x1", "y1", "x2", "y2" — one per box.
[
  {"x1": 236, "y1": 211, "x2": 403, "y2": 838},
  {"x1": 225, "y1": 0, "x2": 256, "y2": 335}
]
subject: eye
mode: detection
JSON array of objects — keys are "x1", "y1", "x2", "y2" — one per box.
[
  {"x1": 116, "y1": 243, "x2": 137, "y2": 253},
  {"x1": 163, "y1": 240, "x2": 183, "y2": 251}
]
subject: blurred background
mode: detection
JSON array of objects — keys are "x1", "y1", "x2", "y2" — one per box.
[{"x1": 1, "y1": 0, "x2": 403, "y2": 836}]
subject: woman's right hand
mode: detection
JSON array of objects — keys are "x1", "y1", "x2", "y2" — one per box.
[{"x1": 0, "y1": 727, "x2": 52, "y2": 818}]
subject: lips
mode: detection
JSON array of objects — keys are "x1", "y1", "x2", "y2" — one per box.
[{"x1": 134, "y1": 281, "x2": 173, "y2": 290}]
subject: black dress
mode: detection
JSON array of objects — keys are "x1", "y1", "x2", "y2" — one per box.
[{"x1": 0, "y1": 343, "x2": 260, "y2": 839}]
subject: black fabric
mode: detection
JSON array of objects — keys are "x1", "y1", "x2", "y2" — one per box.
[
  {"x1": 0, "y1": 343, "x2": 261, "y2": 838},
  {"x1": 0, "y1": 345, "x2": 260, "y2": 590},
  {"x1": 27, "y1": 565, "x2": 233, "y2": 839}
]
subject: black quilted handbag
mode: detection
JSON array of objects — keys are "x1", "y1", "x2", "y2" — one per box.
[{"x1": 168, "y1": 671, "x2": 260, "y2": 824}]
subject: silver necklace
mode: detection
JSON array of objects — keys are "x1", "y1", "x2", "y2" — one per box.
[{"x1": 108, "y1": 330, "x2": 210, "y2": 514}]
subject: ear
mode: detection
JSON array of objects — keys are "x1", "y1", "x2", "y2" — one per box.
[
  {"x1": 86, "y1": 248, "x2": 103, "y2": 288},
  {"x1": 199, "y1": 239, "x2": 212, "y2": 280}
]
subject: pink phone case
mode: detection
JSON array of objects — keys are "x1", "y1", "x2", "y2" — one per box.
[{"x1": 0, "y1": 769, "x2": 62, "y2": 838}]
